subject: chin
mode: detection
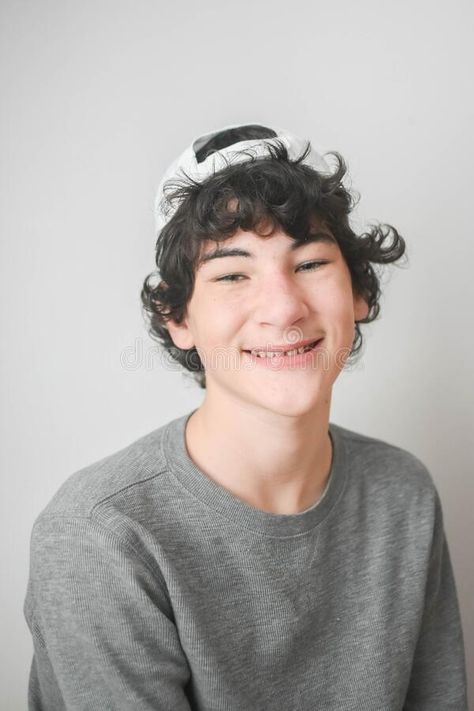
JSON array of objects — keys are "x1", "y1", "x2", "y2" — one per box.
[{"x1": 252, "y1": 388, "x2": 329, "y2": 419}]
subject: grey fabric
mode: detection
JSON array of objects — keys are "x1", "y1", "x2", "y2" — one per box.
[{"x1": 24, "y1": 410, "x2": 468, "y2": 710}]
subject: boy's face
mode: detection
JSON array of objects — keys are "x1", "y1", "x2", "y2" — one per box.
[{"x1": 167, "y1": 218, "x2": 369, "y2": 417}]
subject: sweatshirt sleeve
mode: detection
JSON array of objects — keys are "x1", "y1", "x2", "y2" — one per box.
[
  {"x1": 24, "y1": 514, "x2": 193, "y2": 711},
  {"x1": 403, "y1": 490, "x2": 468, "y2": 711}
]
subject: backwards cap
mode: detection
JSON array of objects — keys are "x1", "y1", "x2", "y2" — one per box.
[{"x1": 154, "y1": 122, "x2": 331, "y2": 235}]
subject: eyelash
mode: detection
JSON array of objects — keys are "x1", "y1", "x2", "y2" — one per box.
[{"x1": 215, "y1": 260, "x2": 330, "y2": 283}]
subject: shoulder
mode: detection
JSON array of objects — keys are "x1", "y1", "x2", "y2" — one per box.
[
  {"x1": 330, "y1": 421, "x2": 439, "y2": 512},
  {"x1": 28, "y1": 416, "x2": 187, "y2": 578},
  {"x1": 36, "y1": 416, "x2": 179, "y2": 523},
  {"x1": 26, "y1": 417, "x2": 188, "y2": 618},
  {"x1": 329, "y1": 423, "x2": 445, "y2": 556}
]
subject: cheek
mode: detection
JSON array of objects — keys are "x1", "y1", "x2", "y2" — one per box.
[
  {"x1": 319, "y1": 282, "x2": 357, "y2": 340},
  {"x1": 189, "y1": 295, "x2": 244, "y2": 351},
  {"x1": 318, "y1": 276, "x2": 353, "y2": 313}
]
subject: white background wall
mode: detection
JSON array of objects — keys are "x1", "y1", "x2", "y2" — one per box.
[{"x1": 1, "y1": 1, "x2": 473, "y2": 708}]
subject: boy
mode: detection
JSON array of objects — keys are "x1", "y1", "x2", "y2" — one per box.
[{"x1": 24, "y1": 123, "x2": 468, "y2": 710}]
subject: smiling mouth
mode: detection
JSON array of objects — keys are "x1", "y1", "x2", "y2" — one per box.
[{"x1": 243, "y1": 338, "x2": 324, "y2": 358}]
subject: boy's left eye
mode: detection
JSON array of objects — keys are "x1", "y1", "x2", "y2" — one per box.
[
  {"x1": 214, "y1": 260, "x2": 329, "y2": 283},
  {"x1": 297, "y1": 260, "x2": 329, "y2": 272}
]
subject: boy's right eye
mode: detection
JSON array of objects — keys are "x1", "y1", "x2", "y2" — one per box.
[{"x1": 215, "y1": 274, "x2": 246, "y2": 283}]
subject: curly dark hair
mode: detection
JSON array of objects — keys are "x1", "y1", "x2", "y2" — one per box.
[{"x1": 141, "y1": 124, "x2": 406, "y2": 389}]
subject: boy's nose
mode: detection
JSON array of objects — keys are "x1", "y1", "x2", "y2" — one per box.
[{"x1": 252, "y1": 276, "x2": 309, "y2": 329}]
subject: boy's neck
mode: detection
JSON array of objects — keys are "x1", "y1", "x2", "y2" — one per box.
[{"x1": 184, "y1": 398, "x2": 333, "y2": 515}]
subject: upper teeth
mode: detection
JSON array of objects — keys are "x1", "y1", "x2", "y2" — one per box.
[{"x1": 251, "y1": 343, "x2": 314, "y2": 358}]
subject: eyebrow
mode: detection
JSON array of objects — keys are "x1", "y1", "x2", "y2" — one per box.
[{"x1": 198, "y1": 232, "x2": 336, "y2": 267}]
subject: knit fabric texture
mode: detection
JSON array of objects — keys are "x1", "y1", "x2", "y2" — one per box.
[{"x1": 24, "y1": 410, "x2": 468, "y2": 710}]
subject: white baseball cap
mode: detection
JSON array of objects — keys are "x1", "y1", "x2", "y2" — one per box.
[{"x1": 154, "y1": 122, "x2": 331, "y2": 234}]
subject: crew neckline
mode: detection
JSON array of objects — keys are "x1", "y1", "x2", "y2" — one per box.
[{"x1": 161, "y1": 409, "x2": 348, "y2": 537}]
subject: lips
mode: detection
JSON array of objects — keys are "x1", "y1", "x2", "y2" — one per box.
[
  {"x1": 243, "y1": 337, "x2": 323, "y2": 355},
  {"x1": 242, "y1": 338, "x2": 325, "y2": 365}
]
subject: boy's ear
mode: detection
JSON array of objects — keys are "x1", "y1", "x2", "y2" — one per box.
[
  {"x1": 166, "y1": 315, "x2": 195, "y2": 351},
  {"x1": 157, "y1": 280, "x2": 195, "y2": 350},
  {"x1": 353, "y1": 292, "x2": 370, "y2": 322}
]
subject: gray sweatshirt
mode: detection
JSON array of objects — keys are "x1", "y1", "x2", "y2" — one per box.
[{"x1": 24, "y1": 410, "x2": 468, "y2": 710}]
